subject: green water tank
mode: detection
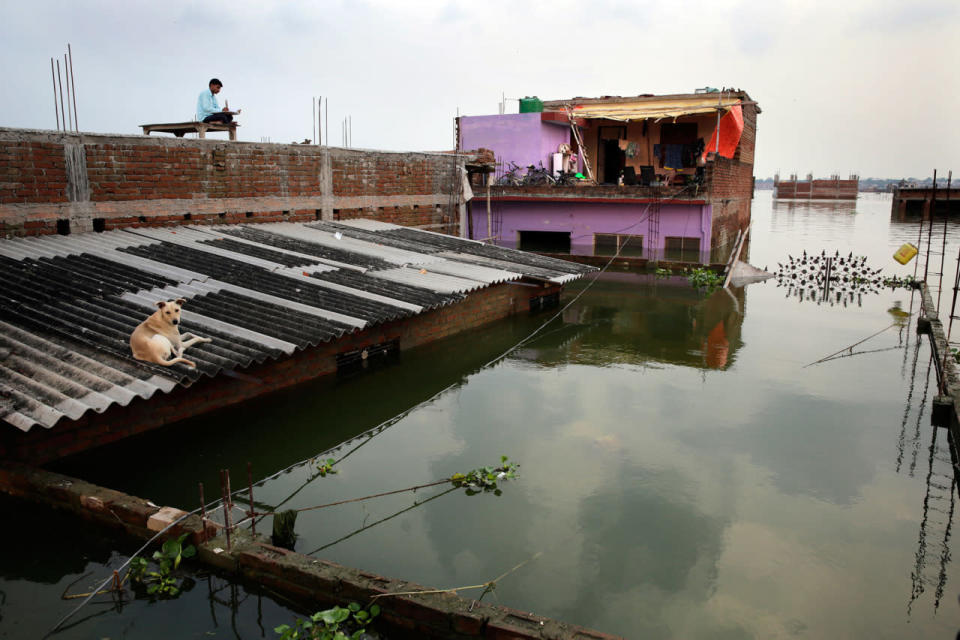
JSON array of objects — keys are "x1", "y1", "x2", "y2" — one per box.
[{"x1": 519, "y1": 96, "x2": 544, "y2": 113}]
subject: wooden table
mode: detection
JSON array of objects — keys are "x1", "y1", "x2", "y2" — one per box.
[{"x1": 141, "y1": 121, "x2": 238, "y2": 140}]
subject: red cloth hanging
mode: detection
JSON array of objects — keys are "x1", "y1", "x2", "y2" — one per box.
[{"x1": 702, "y1": 102, "x2": 743, "y2": 161}]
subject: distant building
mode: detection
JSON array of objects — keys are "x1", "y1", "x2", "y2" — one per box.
[
  {"x1": 457, "y1": 90, "x2": 760, "y2": 263},
  {"x1": 773, "y1": 173, "x2": 859, "y2": 200}
]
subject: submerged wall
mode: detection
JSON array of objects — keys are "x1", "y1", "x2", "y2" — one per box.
[{"x1": 0, "y1": 128, "x2": 462, "y2": 237}]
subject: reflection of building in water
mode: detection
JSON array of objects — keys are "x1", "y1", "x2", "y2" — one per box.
[
  {"x1": 771, "y1": 198, "x2": 859, "y2": 215},
  {"x1": 513, "y1": 271, "x2": 745, "y2": 370}
]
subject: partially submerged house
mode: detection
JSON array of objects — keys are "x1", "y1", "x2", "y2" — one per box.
[
  {"x1": 457, "y1": 90, "x2": 759, "y2": 262},
  {"x1": 773, "y1": 173, "x2": 859, "y2": 200},
  {"x1": 0, "y1": 127, "x2": 594, "y2": 462}
]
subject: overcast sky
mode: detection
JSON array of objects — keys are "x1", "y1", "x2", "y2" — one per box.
[{"x1": 1, "y1": 0, "x2": 957, "y2": 179}]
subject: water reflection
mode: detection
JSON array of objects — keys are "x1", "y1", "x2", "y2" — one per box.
[{"x1": 514, "y1": 272, "x2": 745, "y2": 370}]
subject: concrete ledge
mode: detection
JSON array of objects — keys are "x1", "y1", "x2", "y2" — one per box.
[{"x1": 0, "y1": 462, "x2": 622, "y2": 639}]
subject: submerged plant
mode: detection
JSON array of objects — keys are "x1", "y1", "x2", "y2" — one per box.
[
  {"x1": 316, "y1": 458, "x2": 338, "y2": 477},
  {"x1": 450, "y1": 456, "x2": 519, "y2": 496},
  {"x1": 274, "y1": 602, "x2": 381, "y2": 640},
  {"x1": 128, "y1": 533, "x2": 196, "y2": 598},
  {"x1": 654, "y1": 267, "x2": 672, "y2": 279},
  {"x1": 685, "y1": 267, "x2": 723, "y2": 292}
]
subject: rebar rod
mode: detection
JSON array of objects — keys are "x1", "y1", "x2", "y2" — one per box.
[
  {"x1": 68, "y1": 44, "x2": 78, "y2": 131},
  {"x1": 56, "y1": 60, "x2": 66, "y2": 135},
  {"x1": 199, "y1": 482, "x2": 208, "y2": 541},
  {"x1": 220, "y1": 469, "x2": 232, "y2": 551},
  {"x1": 50, "y1": 58, "x2": 60, "y2": 131},
  {"x1": 64, "y1": 54, "x2": 72, "y2": 132},
  {"x1": 312, "y1": 96, "x2": 316, "y2": 146},
  {"x1": 247, "y1": 462, "x2": 256, "y2": 537}
]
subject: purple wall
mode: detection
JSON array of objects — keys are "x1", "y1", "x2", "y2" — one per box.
[
  {"x1": 460, "y1": 113, "x2": 572, "y2": 174},
  {"x1": 468, "y1": 199, "x2": 712, "y2": 254}
]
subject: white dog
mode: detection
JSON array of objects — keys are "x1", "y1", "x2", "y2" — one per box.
[{"x1": 130, "y1": 298, "x2": 212, "y2": 368}]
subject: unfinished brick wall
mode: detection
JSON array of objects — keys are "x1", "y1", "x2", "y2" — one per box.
[
  {"x1": 0, "y1": 282, "x2": 558, "y2": 464},
  {"x1": 0, "y1": 128, "x2": 462, "y2": 237},
  {"x1": 700, "y1": 101, "x2": 757, "y2": 255}
]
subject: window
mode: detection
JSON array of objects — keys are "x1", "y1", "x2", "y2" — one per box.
[
  {"x1": 595, "y1": 233, "x2": 643, "y2": 257},
  {"x1": 519, "y1": 230, "x2": 571, "y2": 253},
  {"x1": 663, "y1": 236, "x2": 701, "y2": 260}
]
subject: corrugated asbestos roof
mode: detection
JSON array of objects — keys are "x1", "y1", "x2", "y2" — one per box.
[{"x1": 0, "y1": 220, "x2": 595, "y2": 433}]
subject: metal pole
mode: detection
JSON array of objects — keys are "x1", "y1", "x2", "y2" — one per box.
[
  {"x1": 925, "y1": 170, "x2": 938, "y2": 283},
  {"x1": 247, "y1": 462, "x2": 256, "y2": 537},
  {"x1": 715, "y1": 90, "x2": 722, "y2": 155},
  {"x1": 317, "y1": 95, "x2": 322, "y2": 146},
  {"x1": 937, "y1": 170, "x2": 953, "y2": 312},
  {"x1": 68, "y1": 43, "x2": 78, "y2": 131},
  {"x1": 947, "y1": 243, "x2": 960, "y2": 344},
  {"x1": 50, "y1": 58, "x2": 60, "y2": 131},
  {"x1": 64, "y1": 54, "x2": 72, "y2": 132},
  {"x1": 325, "y1": 98, "x2": 328, "y2": 148},
  {"x1": 349, "y1": 116, "x2": 352, "y2": 148},
  {"x1": 56, "y1": 60, "x2": 66, "y2": 135},
  {"x1": 313, "y1": 96, "x2": 316, "y2": 145},
  {"x1": 199, "y1": 482, "x2": 208, "y2": 541}
]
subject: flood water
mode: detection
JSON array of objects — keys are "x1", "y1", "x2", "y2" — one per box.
[{"x1": 6, "y1": 193, "x2": 960, "y2": 639}]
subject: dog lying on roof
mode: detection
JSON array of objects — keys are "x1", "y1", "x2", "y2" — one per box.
[{"x1": 130, "y1": 298, "x2": 212, "y2": 368}]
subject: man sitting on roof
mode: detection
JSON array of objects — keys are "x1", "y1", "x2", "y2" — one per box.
[{"x1": 196, "y1": 78, "x2": 236, "y2": 124}]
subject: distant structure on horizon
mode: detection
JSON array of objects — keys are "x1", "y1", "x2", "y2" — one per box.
[{"x1": 773, "y1": 173, "x2": 859, "y2": 200}]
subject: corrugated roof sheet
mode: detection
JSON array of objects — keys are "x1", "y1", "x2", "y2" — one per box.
[{"x1": 0, "y1": 220, "x2": 594, "y2": 433}]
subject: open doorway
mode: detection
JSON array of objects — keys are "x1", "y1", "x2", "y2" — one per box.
[
  {"x1": 519, "y1": 230, "x2": 571, "y2": 253},
  {"x1": 597, "y1": 126, "x2": 626, "y2": 184}
]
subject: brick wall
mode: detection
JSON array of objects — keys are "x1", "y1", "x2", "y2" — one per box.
[
  {"x1": 704, "y1": 106, "x2": 756, "y2": 256},
  {"x1": 0, "y1": 128, "x2": 462, "y2": 237},
  {"x1": 0, "y1": 282, "x2": 558, "y2": 464}
]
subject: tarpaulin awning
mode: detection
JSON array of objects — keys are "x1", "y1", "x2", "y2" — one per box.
[
  {"x1": 702, "y1": 102, "x2": 743, "y2": 161},
  {"x1": 558, "y1": 96, "x2": 741, "y2": 122}
]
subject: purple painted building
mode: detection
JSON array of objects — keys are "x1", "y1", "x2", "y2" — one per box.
[{"x1": 458, "y1": 91, "x2": 760, "y2": 263}]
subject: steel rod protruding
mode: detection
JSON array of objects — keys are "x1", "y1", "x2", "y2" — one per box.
[
  {"x1": 68, "y1": 43, "x2": 78, "y2": 131},
  {"x1": 247, "y1": 462, "x2": 256, "y2": 537},
  {"x1": 50, "y1": 58, "x2": 60, "y2": 131},
  {"x1": 56, "y1": 60, "x2": 66, "y2": 136},
  {"x1": 64, "y1": 54, "x2": 72, "y2": 132}
]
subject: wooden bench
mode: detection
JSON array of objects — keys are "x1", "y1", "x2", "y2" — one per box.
[{"x1": 141, "y1": 121, "x2": 239, "y2": 140}]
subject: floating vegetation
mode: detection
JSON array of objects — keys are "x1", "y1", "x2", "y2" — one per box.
[
  {"x1": 275, "y1": 601, "x2": 381, "y2": 640},
  {"x1": 774, "y1": 250, "x2": 920, "y2": 306},
  {"x1": 449, "y1": 456, "x2": 519, "y2": 496},
  {"x1": 685, "y1": 267, "x2": 723, "y2": 292}
]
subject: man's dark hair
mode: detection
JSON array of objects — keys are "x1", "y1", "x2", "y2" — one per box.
[{"x1": 209, "y1": 78, "x2": 223, "y2": 88}]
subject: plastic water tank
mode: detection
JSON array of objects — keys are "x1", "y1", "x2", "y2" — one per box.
[{"x1": 519, "y1": 97, "x2": 544, "y2": 113}]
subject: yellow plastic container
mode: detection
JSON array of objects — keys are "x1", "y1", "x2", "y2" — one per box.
[{"x1": 893, "y1": 242, "x2": 918, "y2": 265}]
